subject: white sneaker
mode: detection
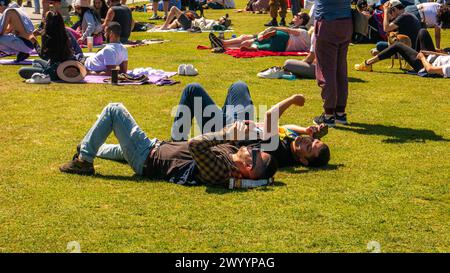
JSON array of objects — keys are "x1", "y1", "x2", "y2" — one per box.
[
  {"x1": 257, "y1": 66, "x2": 285, "y2": 79},
  {"x1": 184, "y1": 64, "x2": 198, "y2": 76},
  {"x1": 177, "y1": 64, "x2": 186, "y2": 76},
  {"x1": 26, "y1": 73, "x2": 51, "y2": 84}
]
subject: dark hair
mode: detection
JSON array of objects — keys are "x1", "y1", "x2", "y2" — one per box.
[
  {"x1": 307, "y1": 144, "x2": 330, "y2": 167},
  {"x1": 107, "y1": 21, "x2": 122, "y2": 36},
  {"x1": 357, "y1": 0, "x2": 367, "y2": 9},
  {"x1": 93, "y1": 0, "x2": 109, "y2": 19},
  {"x1": 258, "y1": 154, "x2": 278, "y2": 179},
  {"x1": 78, "y1": 6, "x2": 101, "y2": 23},
  {"x1": 298, "y1": 12, "x2": 310, "y2": 26},
  {"x1": 42, "y1": 11, "x2": 73, "y2": 63},
  {"x1": 437, "y1": 4, "x2": 450, "y2": 29}
]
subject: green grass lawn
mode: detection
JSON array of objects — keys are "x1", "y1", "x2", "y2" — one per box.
[{"x1": 0, "y1": 2, "x2": 449, "y2": 252}]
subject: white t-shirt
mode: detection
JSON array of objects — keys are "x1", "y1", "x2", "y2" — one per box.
[
  {"x1": 430, "y1": 55, "x2": 450, "y2": 78},
  {"x1": 84, "y1": 43, "x2": 128, "y2": 72},
  {"x1": 418, "y1": 2, "x2": 441, "y2": 28},
  {"x1": 285, "y1": 29, "x2": 311, "y2": 52}
]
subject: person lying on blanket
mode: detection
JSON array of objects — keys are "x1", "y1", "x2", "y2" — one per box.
[
  {"x1": 91, "y1": 82, "x2": 330, "y2": 168},
  {"x1": 0, "y1": 0, "x2": 38, "y2": 62},
  {"x1": 81, "y1": 22, "x2": 128, "y2": 76},
  {"x1": 209, "y1": 12, "x2": 311, "y2": 52},
  {"x1": 355, "y1": 29, "x2": 450, "y2": 77},
  {"x1": 156, "y1": 6, "x2": 231, "y2": 31},
  {"x1": 59, "y1": 104, "x2": 279, "y2": 188}
]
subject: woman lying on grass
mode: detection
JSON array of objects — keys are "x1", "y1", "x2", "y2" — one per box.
[
  {"x1": 355, "y1": 29, "x2": 450, "y2": 77},
  {"x1": 209, "y1": 12, "x2": 311, "y2": 52}
]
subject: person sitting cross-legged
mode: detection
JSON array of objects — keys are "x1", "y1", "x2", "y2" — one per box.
[
  {"x1": 81, "y1": 22, "x2": 128, "y2": 75},
  {"x1": 59, "y1": 103, "x2": 279, "y2": 187},
  {"x1": 102, "y1": 0, "x2": 134, "y2": 44}
]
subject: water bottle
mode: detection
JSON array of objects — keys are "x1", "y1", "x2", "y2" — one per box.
[
  {"x1": 281, "y1": 73, "x2": 296, "y2": 80},
  {"x1": 143, "y1": 4, "x2": 147, "y2": 13}
]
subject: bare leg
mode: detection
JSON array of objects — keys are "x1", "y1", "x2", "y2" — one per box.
[
  {"x1": 159, "y1": 6, "x2": 183, "y2": 30},
  {"x1": 163, "y1": 1, "x2": 170, "y2": 18},
  {"x1": 222, "y1": 35, "x2": 255, "y2": 48},
  {"x1": 152, "y1": 2, "x2": 159, "y2": 17}
]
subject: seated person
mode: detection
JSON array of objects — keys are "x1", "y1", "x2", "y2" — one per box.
[
  {"x1": 103, "y1": 0, "x2": 134, "y2": 43},
  {"x1": 91, "y1": 82, "x2": 330, "y2": 169},
  {"x1": 59, "y1": 103, "x2": 279, "y2": 187},
  {"x1": 373, "y1": 0, "x2": 421, "y2": 54},
  {"x1": 72, "y1": 0, "x2": 104, "y2": 45},
  {"x1": 19, "y1": 11, "x2": 77, "y2": 81},
  {"x1": 209, "y1": 13, "x2": 310, "y2": 52},
  {"x1": 355, "y1": 29, "x2": 450, "y2": 77},
  {"x1": 0, "y1": 0, "x2": 37, "y2": 62},
  {"x1": 93, "y1": 0, "x2": 109, "y2": 21},
  {"x1": 82, "y1": 22, "x2": 128, "y2": 75},
  {"x1": 405, "y1": 2, "x2": 450, "y2": 50}
]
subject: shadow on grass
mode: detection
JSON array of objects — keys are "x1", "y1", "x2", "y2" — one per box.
[
  {"x1": 93, "y1": 174, "x2": 287, "y2": 195},
  {"x1": 336, "y1": 122, "x2": 449, "y2": 143},
  {"x1": 348, "y1": 77, "x2": 367, "y2": 83},
  {"x1": 281, "y1": 163, "x2": 344, "y2": 174}
]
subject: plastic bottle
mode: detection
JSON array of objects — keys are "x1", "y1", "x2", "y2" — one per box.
[
  {"x1": 281, "y1": 74, "x2": 296, "y2": 80},
  {"x1": 143, "y1": 4, "x2": 147, "y2": 12}
]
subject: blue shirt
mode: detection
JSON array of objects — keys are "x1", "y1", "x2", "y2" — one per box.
[{"x1": 315, "y1": 0, "x2": 352, "y2": 21}]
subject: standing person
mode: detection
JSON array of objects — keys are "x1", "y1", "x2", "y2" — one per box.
[
  {"x1": 264, "y1": 0, "x2": 287, "y2": 26},
  {"x1": 33, "y1": 0, "x2": 40, "y2": 14},
  {"x1": 312, "y1": 0, "x2": 353, "y2": 127},
  {"x1": 149, "y1": 0, "x2": 169, "y2": 20},
  {"x1": 103, "y1": 0, "x2": 133, "y2": 43}
]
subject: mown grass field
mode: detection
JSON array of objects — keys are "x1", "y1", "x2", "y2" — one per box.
[{"x1": 0, "y1": 1, "x2": 449, "y2": 252}]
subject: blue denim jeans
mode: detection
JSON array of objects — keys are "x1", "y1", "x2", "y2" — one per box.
[
  {"x1": 376, "y1": 41, "x2": 389, "y2": 52},
  {"x1": 171, "y1": 81, "x2": 254, "y2": 141},
  {"x1": 0, "y1": 33, "x2": 34, "y2": 55},
  {"x1": 79, "y1": 103, "x2": 157, "y2": 175}
]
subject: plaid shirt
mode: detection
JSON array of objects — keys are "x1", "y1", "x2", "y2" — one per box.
[{"x1": 188, "y1": 131, "x2": 238, "y2": 186}]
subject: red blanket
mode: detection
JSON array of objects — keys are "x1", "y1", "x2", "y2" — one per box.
[
  {"x1": 224, "y1": 49, "x2": 309, "y2": 58},
  {"x1": 196, "y1": 45, "x2": 309, "y2": 58}
]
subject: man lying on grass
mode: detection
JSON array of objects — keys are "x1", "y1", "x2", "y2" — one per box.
[
  {"x1": 169, "y1": 81, "x2": 330, "y2": 168},
  {"x1": 59, "y1": 103, "x2": 278, "y2": 187},
  {"x1": 91, "y1": 82, "x2": 330, "y2": 169},
  {"x1": 81, "y1": 22, "x2": 128, "y2": 76}
]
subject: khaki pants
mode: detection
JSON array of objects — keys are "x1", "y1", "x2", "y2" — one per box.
[{"x1": 269, "y1": 0, "x2": 287, "y2": 19}]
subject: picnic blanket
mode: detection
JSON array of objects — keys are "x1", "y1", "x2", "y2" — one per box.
[
  {"x1": 81, "y1": 40, "x2": 169, "y2": 49},
  {"x1": 83, "y1": 69, "x2": 177, "y2": 85},
  {"x1": 0, "y1": 50, "x2": 38, "y2": 58},
  {"x1": 224, "y1": 49, "x2": 309, "y2": 58},
  {"x1": 147, "y1": 28, "x2": 233, "y2": 33},
  {"x1": 196, "y1": 45, "x2": 309, "y2": 58},
  {"x1": 0, "y1": 59, "x2": 33, "y2": 65}
]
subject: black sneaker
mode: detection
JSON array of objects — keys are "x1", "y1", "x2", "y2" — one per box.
[
  {"x1": 335, "y1": 113, "x2": 348, "y2": 125},
  {"x1": 209, "y1": 33, "x2": 224, "y2": 50},
  {"x1": 59, "y1": 158, "x2": 95, "y2": 175},
  {"x1": 15, "y1": 52, "x2": 30, "y2": 63},
  {"x1": 264, "y1": 19, "x2": 278, "y2": 27},
  {"x1": 313, "y1": 113, "x2": 336, "y2": 127},
  {"x1": 279, "y1": 18, "x2": 286, "y2": 26}
]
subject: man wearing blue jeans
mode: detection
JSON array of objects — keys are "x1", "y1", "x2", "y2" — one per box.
[
  {"x1": 59, "y1": 83, "x2": 278, "y2": 186},
  {"x1": 171, "y1": 81, "x2": 254, "y2": 141}
]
